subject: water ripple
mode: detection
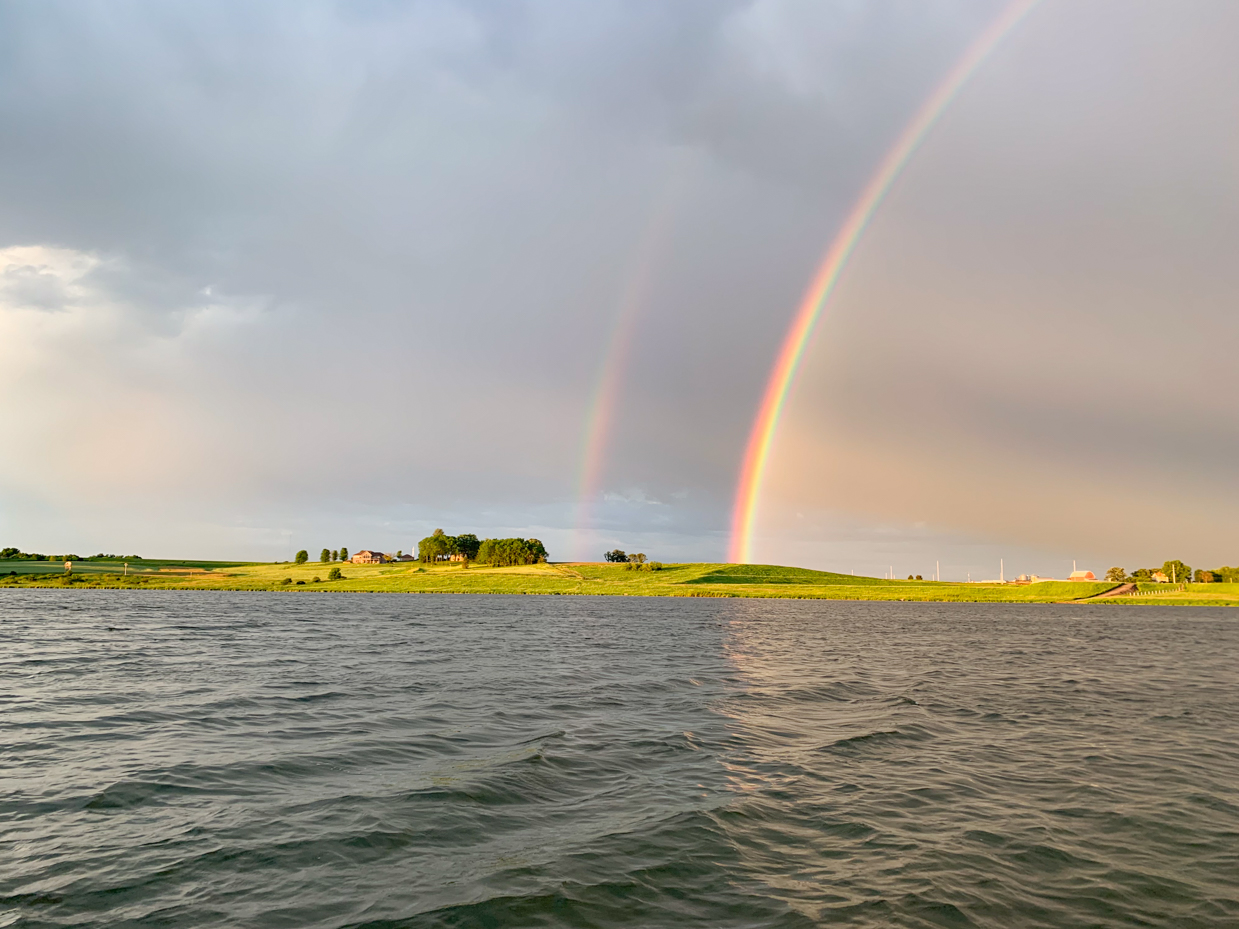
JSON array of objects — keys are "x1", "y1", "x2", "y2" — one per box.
[{"x1": 1, "y1": 592, "x2": 1236, "y2": 927}]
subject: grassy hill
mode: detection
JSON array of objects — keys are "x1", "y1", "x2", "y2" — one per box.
[{"x1": 0, "y1": 559, "x2": 1153, "y2": 603}]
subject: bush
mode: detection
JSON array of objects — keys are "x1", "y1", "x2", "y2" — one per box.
[
  {"x1": 295, "y1": 580, "x2": 305, "y2": 585},
  {"x1": 328, "y1": 567, "x2": 342, "y2": 581},
  {"x1": 311, "y1": 576, "x2": 321, "y2": 583},
  {"x1": 647, "y1": 562, "x2": 663, "y2": 571},
  {"x1": 281, "y1": 577, "x2": 292, "y2": 585}
]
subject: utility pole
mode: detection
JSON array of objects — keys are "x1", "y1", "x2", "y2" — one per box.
[
  {"x1": 1000, "y1": 558, "x2": 1004, "y2": 583},
  {"x1": 936, "y1": 560, "x2": 940, "y2": 582}
]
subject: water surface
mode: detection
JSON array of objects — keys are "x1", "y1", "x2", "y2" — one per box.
[{"x1": 2, "y1": 592, "x2": 1236, "y2": 927}]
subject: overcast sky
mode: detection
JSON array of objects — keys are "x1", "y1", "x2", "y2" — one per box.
[{"x1": 1, "y1": 0, "x2": 1234, "y2": 578}]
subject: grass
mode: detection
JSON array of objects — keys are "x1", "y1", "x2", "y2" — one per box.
[
  {"x1": 0, "y1": 559, "x2": 1198, "y2": 603},
  {"x1": 1087, "y1": 581, "x2": 1239, "y2": 608},
  {"x1": 0, "y1": 558, "x2": 258, "y2": 575}
]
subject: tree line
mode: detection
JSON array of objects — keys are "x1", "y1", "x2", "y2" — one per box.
[
  {"x1": 2, "y1": 548, "x2": 141, "y2": 561},
  {"x1": 1105, "y1": 560, "x2": 1239, "y2": 584},
  {"x1": 603, "y1": 550, "x2": 663, "y2": 571},
  {"x1": 293, "y1": 547, "x2": 350, "y2": 565},
  {"x1": 417, "y1": 529, "x2": 547, "y2": 566}
]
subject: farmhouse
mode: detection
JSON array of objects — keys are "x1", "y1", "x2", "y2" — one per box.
[
  {"x1": 1068, "y1": 570, "x2": 1096, "y2": 581},
  {"x1": 350, "y1": 550, "x2": 387, "y2": 564}
]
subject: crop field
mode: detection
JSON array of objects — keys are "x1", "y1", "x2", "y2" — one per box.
[{"x1": 0, "y1": 560, "x2": 1178, "y2": 603}]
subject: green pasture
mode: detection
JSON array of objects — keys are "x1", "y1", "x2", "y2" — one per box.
[{"x1": 0, "y1": 559, "x2": 1170, "y2": 603}]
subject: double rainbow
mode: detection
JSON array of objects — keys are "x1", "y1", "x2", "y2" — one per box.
[{"x1": 727, "y1": 0, "x2": 1039, "y2": 564}]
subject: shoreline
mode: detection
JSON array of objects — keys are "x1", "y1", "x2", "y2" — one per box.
[{"x1": 3, "y1": 561, "x2": 1236, "y2": 606}]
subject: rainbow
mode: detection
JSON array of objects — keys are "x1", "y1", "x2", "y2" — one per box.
[
  {"x1": 727, "y1": 0, "x2": 1039, "y2": 565},
  {"x1": 572, "y1": 167, "x2": 689, "y2": 560}
]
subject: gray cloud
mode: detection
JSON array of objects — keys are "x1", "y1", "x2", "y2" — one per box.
[{"x1": 4, "y1": 0, "x2": 1225, "y2": 575}]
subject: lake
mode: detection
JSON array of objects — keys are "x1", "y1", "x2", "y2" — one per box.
[{"x1": 2, "y1": 592, "x2": 1236, "y2": 927}]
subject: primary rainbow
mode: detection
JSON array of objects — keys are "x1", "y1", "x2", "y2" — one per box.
[{"x1": 727, "y1": 0, "x2": 1039, "y2": 565}]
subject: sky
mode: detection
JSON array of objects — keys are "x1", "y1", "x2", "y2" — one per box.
[{"x1": 1, "y1": 0, "x2": 1235, "y2": 579}]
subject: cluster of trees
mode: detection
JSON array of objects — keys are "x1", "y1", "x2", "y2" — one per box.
[
  {"x1": 476, "y1": 537, "x2": 547, "y2": 566},
  {"x1": 417, "y1": 529, "x2": 480, "y2": 562},
  {"x1": 1104, "y1": 560, "x2": 1239, "y2": 584},
  {"x1": 295, "y1": 548, "x2": 349, "y2": 565},
  {"x1": 417, "y1": 529, "x2": 547, "y2": 566},
  {"x1": 604, "y1": 550, "x2": 663, "y2": 571},
  {"x1": 0, "y1": 548, "x2": 123, "y2": 561}
]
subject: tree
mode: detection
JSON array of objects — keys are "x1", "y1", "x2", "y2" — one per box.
[
  {"x1": 604, "y1": 549, "x2": 628, "y2": 563},
  {"x1": 1105, "y1": 567, "x2": 1127, "y2": 582},
  {"x1": 320, "y1": 548, "x2": 330, "y2": 563},
  {"x1": 294, "y1": 549, "x2": 309, "y2": 565},
  {"x1": 340, "y1": 547, "x2": 349, "y2": 562},
  {"x1": 454, "y1": 534, "x2": 481, "y2": 561},
  {"x1": 1194, "y1": 569, "x2": 1214, "y2": 583},
  {"x1": 1162, "y1": 560, "x2": 1190, "y2": 584},
  {"x1": 328, "y1": 566, "x2": 343, "y2": 581},
  {"x1": 331, "y1": 550, "x2": 338, "y2": 561},
  {"x1": 418, "y1": 529, "x2": 452, "y2": 563},
  {"x1": 631, "y1": 553, "x2": 647, "y2": 564},
  {"x1": 1131, "y1": 567, "x2": 1153, "y2": 581}
]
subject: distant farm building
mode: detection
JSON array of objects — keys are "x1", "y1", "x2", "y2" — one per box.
[
  {"x1": 1151, "y1": 571, "x2": 1169, "y2": 583},
  {"x1": 351, "y1": 550, "x2": 387, "y2": 564},
  {"x1": 393, "y1": 554, "x2": 415, "y2": 562},
  {"x1": 1068, "y1": 570, "x2": 1096, "y2": 581}
]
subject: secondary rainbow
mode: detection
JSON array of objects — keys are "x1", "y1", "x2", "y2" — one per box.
[
  {"x1": 727, "y1": 0, "x2": 1040, "y2": 564},
  {"x1": 571, "y1": 166, "x2": 689, "y2": 560}
]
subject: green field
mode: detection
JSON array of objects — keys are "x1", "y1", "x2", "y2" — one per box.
[
  {"x1": 4, "y1": 559, "x2": 1235, "y2": 604},
  {"x1": 0, "y1": 559, "x2": 1195, "y2": 603}
]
